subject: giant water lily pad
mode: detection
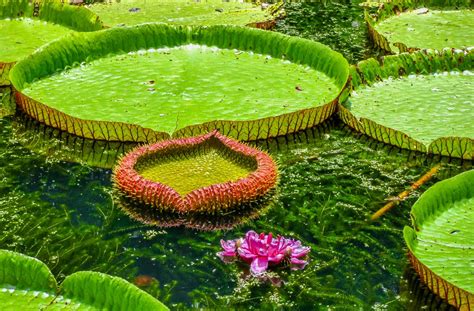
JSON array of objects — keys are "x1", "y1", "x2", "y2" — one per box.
[
  {"x1": 10, "y1": 23, "x2": 349, "y2": 142},
  {"x1": 0, "y1": 249, "x2": 168, "y2": 310},
  {"x1": 113, "y1": 131, "x2": 278, "y2": 215},
  {"x1": 403, "y1": 170, "x2": 474, "y2": 310},
  {"x1": 366, "y1": 0, "x2": 473, "y2": 53},
  {"x1": 89, "y1": 0, "x2": 277, "y2": 27},
  {"x1": 339, "y1": 49, "x2": 473, "y2": 159},
  {"x1": 0, "y1": 0, "x2": 103, "y2": 85},
  {"x1": 375, "y1": 10, "x2": 474, "y2": 51}
]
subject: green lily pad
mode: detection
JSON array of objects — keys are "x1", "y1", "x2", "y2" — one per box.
[
  {"x1": 0, "y1": 0, "x2": 103, "y2": 85},
  {"x1": 89, "y1": 0, "x2": 273, "y2": 27},
  {"x1": 375, "y1": 10, "x2": 474, "y2": 51},
  {"x1": 0, "y1": 18, "x2": 72, "y2": 63},
  {"x1": 403, "y1": 170, "x2": 474, "y2": 310},
  {"x1": 21, "y1": 44, "x2": 338, "y2": 135},
  {"x1": 339, "y1": 49, "x2": 473, "y2": 159},
  {"x1": 366, "y1": 0, "x2": 473, "y2": 53},
  {"x1": 350, "y1": 71, "x2": 473, "y2": 145},
  {"x1": 113, "y1": 131, "x2": 278, "y2": 214},
  {"x1": 0, "y1": 249, "x2": 169, "y2": 310},
  {"x1": 137, "y1": 143, "x2": 255, "y2": 196},
  {"x1": 10, "y1": 23, "x2": 349, "y2": 142}
]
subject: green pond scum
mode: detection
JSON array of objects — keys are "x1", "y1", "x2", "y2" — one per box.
[{"x1": 1, "y1": 0, "x2": 473, "y2": 309}]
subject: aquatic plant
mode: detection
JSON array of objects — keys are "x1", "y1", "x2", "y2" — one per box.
[
  {"x1": 404, "y1": 170, "x2": 474, "y2": 310},
  {"x1": 0, "y1": 0, "x2": 103, "y2": 85},
  {"x1": 218, "y1": 230, "x2": 310, "y2": 275},
  {"x1": 340, "y1": 48, "x2": 473, "y2": 159},
  {"x1": 113, "y1": 131, "x2": 278, "y2": 216},
  {"x1": 0, "y1": 249, "x2": 168, "y2": 309},
  {"x1": 366, "y1": 0, "x2": 473, "y2": 53},
  {"x1": 89, "y1": 0, "x2": 281, "y2": 28},
  {"x1": 274, "y1": 1, "x2": 373, "y2": 64},
  {"x1": 10, "y1": 23, "x2": 349, "y2": 142}
]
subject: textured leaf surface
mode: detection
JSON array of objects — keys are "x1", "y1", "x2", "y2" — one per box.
[
  {"x1": 90, "y1": 0, "x2": 271, "y2": 27},
  {"x1": 0, "y1": 250, "x2": 169, "y2": 310},
  {"x1": 0, "y1": 249, "x2": 58, "y2": 308},
  {"x1": 414, "y1": 197, "x2": 474, "y2": 292},
  {"x1": 62, "y1": 271, "x2": 168, "y2": 311},
  {"x1": 375, "y1": 10, "x2": 474, "y2": 51},
  {"x1": 0, "y1": 19, "x2": 71, "y2": 62},
  {"x1": 11, "y1": 24, "x2": 349, "y2": 141},
  {"x1": 349, "y1": 71, "x2": 473, "y2": 145},
  {"x1": 404, "y1": 170, "x2": 474, "y2": 309},
  {"x1": 137, "y1": 146, "x2": 255, "y2": 196},
  {"x1": 0, "y1": 250, "x2": 57, "y2": 292},
  {"x1": 340, "y1": 49, "x2": 473, "y2": 159},
  {"x1": 22, "y1": 45, "x2": 338, "y2": 134},
  {"x1": 0, "y1": 0, "x2": 103, "y2": 64}
]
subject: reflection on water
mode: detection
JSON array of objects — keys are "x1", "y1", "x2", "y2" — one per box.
[
  {"x1": 401, "y1": 267, "x2": 456, "y2": 311},
  {"x1": 115, "y1": 189, "x2": 274, "y2": 231}
]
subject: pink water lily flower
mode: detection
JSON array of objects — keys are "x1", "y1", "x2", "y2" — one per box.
[{"x1": 217, "y1": 230, "x2": 310, "y2": 275}]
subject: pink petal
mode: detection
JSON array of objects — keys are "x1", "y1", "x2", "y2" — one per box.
[
  {"x1": 268, "y1": 253, "x2": 285, "y2": 264},
  {"x1": 290, "y1": 257, "x2": 308, "y2": 270},
  {"x1": 217, "y1": 251, "x2": 236, "y2": 264},
  {"x1": 245, "y1": 230, "x2": 258, "y2": 239},
  {"x1": 266, "y1": 232, "x2": 273, "y2": 245},
  {"x1": 238, "y1": 248, "x2": 257, "y2": 261},
  {"x1": 291, "y1": 246, "x2": 311, "y2": 258},
  {"x1": 250, "y1": 256, "x2": 269, "y2": 275},
  {"x1": 220, "y1": 239, "x2": 236, "y2": 252}
]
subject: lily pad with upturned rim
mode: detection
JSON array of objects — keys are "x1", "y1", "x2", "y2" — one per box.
[
  {"x1": 88, "y1": 0, "x2": 276, "y2": 28},
  {"x1": 339, "y1": 48, "x2": 473, "y2": 159},
  {"x1": 366, "y1": 0, "x2": 473, "y2": 53},
  {"x1": 0, "y1": 0, "x2": 103, "y2": 85},
  {"x1": 403, "y1": 170, "x2": 474, "y2": 310},
  {"x1": 113, "y1": 131, "x2": 278, "y2": 215},
  {"x1": 0, "y1": 249, "x2": 169, "y2": 310},
  {"x1": 10, "y1": 23, "x2": 349, "y2": 142}
]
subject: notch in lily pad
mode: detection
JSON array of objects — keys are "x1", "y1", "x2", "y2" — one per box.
[
  {"x1": 0, "y1": 249, "x2": 168, "y2": 310},
  {"x1": 113, "y1": 131, "x2": 278, "y2": 215}
]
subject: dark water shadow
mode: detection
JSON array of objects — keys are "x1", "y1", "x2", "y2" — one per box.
[
  {"x1": 10, "y1": 111, "x2": 137, "y2": 169},
  {"x1": 401, "y1": 266, "x2": 456, "y2": 311}
]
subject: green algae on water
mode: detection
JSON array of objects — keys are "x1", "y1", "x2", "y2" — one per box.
[
  {"x1": 22, "y1": 45, "x2": 339, "y2": 134},
  {"x1": 375, "y1": 10, "x2": 474, "y2": 50},
  {"x1": 349, "y1": 71, "x2": 474, "y2": 145},
  {"x1": 0, "y1": 18, "x2": 72, "y2": 62}
]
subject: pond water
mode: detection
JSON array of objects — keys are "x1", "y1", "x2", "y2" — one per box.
[
  {"x1": 0, "y1": 106, "x2": 469, "y2": 309},
  {"x1": 0, "y1": 1, "x2": 471, "y2": 310}
]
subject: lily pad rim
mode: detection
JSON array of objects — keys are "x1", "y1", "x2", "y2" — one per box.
[{"x1": 10, "y1": 23, "x2": 350, "y2": 142}]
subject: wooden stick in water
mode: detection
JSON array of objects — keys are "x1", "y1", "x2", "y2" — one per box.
[{"x1": 371, "y1": 163, "x2": 442, "y2": 221}]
